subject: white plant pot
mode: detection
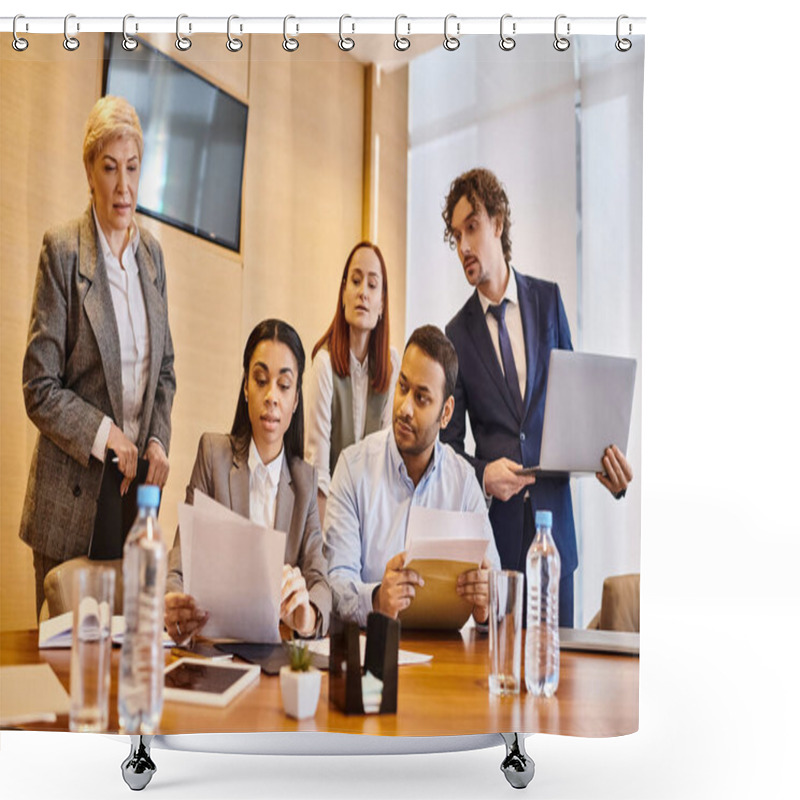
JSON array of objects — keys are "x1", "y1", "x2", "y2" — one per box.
[{"x1": 279, "y1": 665, "x2": 322, "y2": 720}]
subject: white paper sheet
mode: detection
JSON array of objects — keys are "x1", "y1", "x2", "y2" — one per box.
[
  {"x1": 38, "y1": 611, "x2": 173, "y2": 648},
  {"x1": 0, "y1": 664, "x2": 71, "y2": 726},
  {"x1": 305, "y1": 636, "x2": 432, "y2": 666},
  {"x1": 183, "y1": 491, "x2": 285, "y2": 643},
  {"x1": 403, "y1": 506, "x2": 489, "y2": 565}
]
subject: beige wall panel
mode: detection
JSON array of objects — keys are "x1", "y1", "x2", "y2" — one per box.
[
  {"x1": 1, "y1": 34, "x2": 105, "y2": 631},
  {"x1": 372, "y1": 65, "x2": 409, "y2": 353},
  {"x1": 243, "y1": 35, "x2": 365, "y2": 360},
  {"x1": 135, "y1": 217, "x2": 244, "y2": 550}
]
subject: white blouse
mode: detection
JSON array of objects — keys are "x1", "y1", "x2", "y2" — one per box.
[
  {"x1": 304, "y1": 346, "x2": 399, "y2": 496},
  {"x1": 89, "y1": 208, "x2": 151, "y2": 460},
  {"x1": 247, "y1": 439, "x2": 283, "y2": 529}
]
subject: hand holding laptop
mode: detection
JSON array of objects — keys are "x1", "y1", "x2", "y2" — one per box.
[
  {"x1": 596, "y1": 444, "x2": 634, "y2": 498},
  {"x1": 486, "y1": 457, "x2": 537, "y2": 501}
]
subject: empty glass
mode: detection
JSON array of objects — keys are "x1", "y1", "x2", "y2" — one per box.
[
  {"x1": 488, "y1": 569, "x2": 523, "y2": 696},
  {"x1": 69, "y1": 566, "x2": 115, "y2": 731}
]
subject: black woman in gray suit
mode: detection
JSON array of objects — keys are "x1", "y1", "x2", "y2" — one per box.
[{"x1": 165, "y1": 320, "x2": 331, "y2": 641}]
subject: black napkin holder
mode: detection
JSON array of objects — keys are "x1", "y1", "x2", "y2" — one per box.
[{"x1": 329, "y1": 612, "x2": 399, "y2": 715}]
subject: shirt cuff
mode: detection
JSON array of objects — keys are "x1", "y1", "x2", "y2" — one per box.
[
  {"x1": 91, "y1": 416, "x2": 113, "y2": 462},
  {"x1": 147, "y1": 436, "x2": 166, "y2": 455},
  {"x1": 317, "y1": 471, "x2": 331, "y2": 497},
  {"x1": 359, "y1": 581, "x2": 381, "y2": 628}
]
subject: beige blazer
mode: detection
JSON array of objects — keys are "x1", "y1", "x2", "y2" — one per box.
[
  {"x1": 166, "y1": 433, "x2": 331, "y2": 637},
  {"x1": 19, "y1": 205, "x2": 176, "y2": 562}
]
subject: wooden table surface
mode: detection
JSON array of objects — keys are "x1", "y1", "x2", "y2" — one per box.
[{"x1": 1, "y1": 628, "x2": 638, "y2": 738}]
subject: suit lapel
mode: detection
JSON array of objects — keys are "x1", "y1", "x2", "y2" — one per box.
[
  {"x1": 79, "y1": 206, "x2": 124, "y2": 425},
  {"x1": 274, "y1": 457, "x2": 295, "y2": 537},
  {"x1": 229, "y1": 451, "x2": 250, "y2": 518},
  {"x1": 517, "y1": 271, "x2": 540, "y2": 420},
  {"x1": 137, "y1": 235, "x2": 166, "y2": 446},
  {"x1": 465, "y1": 290, "x2": 521, "y2": 422}
]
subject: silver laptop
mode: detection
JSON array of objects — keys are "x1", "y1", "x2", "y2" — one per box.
[{"x1": 518, "y1": 350, "x2": 637, "y2": 478}]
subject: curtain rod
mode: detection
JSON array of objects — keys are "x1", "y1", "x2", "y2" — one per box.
[{"x1": 2, "y1": 16, "x2": 646, "y2": 37}]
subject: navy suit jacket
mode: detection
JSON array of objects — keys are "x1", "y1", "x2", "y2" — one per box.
[{"x1": 442, "y1": 269, "x2": 578, "y2": 576}]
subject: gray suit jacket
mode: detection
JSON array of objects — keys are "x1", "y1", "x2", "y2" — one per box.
[
  {"x1": 19, "y1": 205, "x2": 176, "y2": 561},
  {"x1": 166, "y1": 433, "x2": 331, "y2": 637}
]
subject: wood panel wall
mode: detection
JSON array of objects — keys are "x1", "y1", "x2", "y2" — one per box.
[{"x1": 1, "y1": 33, "x2": 409, "y2": 632}]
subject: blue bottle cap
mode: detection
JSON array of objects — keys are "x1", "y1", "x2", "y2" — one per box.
[
  {"x1": 137, "y1": 484, "x2": 161, "y2": 509},
  {"x1": 535, "y1": 509, "x2": 553, "y2": 528}
]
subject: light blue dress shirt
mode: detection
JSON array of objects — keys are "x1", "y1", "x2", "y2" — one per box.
[{"x1": 323, "y1": 427, "x2": 501, "y2": 627}]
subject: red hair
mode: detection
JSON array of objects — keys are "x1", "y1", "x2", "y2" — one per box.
[{"x1": 312, "y1": 242, "x2": 392, "y2": 394}]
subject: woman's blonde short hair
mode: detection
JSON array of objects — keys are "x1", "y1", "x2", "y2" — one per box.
[{"x1": 82, "y1": 96, "x2": 143, "y2": 169}]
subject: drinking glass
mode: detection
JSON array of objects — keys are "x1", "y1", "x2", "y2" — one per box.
[
  {"x1": 69, "y1": 566, "x2": 115, "y2": 731},
  {"x1": 488, "y1": 569, "x2": 523, "y2": 696}
]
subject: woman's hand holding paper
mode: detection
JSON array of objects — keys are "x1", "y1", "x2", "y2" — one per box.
[
  {"x1": 280, "y1": 564, "x2": 317, "y2": 637},
  {"x1": 165, "y1": 592, "x2": 210, "y2": 645}
]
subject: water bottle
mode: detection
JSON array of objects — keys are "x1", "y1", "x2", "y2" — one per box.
[
  {"x1": 525, "y1": 509, "x2": 561, "y2": 697},
  {"x1": 118, "y1": 484, "x2": 167, "y2": 733}
]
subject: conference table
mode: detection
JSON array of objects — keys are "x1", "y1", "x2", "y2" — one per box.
[{"x1": 1, "y1": 626, "x2": 638, "y2": 738}]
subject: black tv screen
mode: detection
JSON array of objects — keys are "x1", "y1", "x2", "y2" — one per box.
[{"x1": 103, "y1": 34, "x2": 248, "y2": 252}]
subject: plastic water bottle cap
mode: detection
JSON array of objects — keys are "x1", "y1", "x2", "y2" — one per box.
[
  {"x1": 535, "y1": 509, "x2": 552, "y2": 528},
  {"x1": 137, "y1": 484, "x2": 161, "y2": 509}
]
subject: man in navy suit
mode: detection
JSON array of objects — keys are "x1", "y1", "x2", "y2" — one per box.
[{"x1": 440, "y1": 168, "x2": 632, "y2": 627}]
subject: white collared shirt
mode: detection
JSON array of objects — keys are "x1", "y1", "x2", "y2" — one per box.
[
  {"x1": 247, "y1": 440, "x2": 284, "y2": 528},
  {"x1": 304, "y1": 346, "x2": 400, "y2": 496},
  {"x1": 476, "y1": 266, "x2": 527, "y2": 399},
  {"x1": 90, "y1": 208, "x2": 151, "y2": 460}
]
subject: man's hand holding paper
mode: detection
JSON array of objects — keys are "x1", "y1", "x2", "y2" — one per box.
[
  {"x1": 373, "y1": 552, "x2": 424, "y2": 618},
  {"x1": 456, "y1": 558, "x2": 491, "y2": 624},
  {"x1": 397, "y1": 507, "x2": 494, "y2": 630}
]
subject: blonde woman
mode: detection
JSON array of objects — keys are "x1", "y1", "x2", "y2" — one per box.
[{"x1": 20, "y1": 95, "x2": 176, "y2": 617}]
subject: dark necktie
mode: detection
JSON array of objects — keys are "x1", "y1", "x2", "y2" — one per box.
[{"x1": 487, "y1": 300, "x2": 523, "y2": 418}]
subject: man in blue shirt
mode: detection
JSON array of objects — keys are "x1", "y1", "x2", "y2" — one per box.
[{"x1": 324, "y1": 325, "x2": 501, "y2": 628}]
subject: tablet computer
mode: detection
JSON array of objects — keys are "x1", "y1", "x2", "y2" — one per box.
[{"x1": 163, "y1": 658, "x2": 260, "y2": 707}]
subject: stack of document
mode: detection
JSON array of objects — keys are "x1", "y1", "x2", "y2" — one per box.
[
  {"x1": 38, "y1": 611, "x2": 174, "y2": 649},
  {"x1": 179, "y1": 491, "x2": 285, "y2": 643}
]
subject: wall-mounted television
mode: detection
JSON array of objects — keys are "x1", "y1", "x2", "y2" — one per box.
[{"x1": 103, "y1": 34, "x2": 248, "y2": 252}]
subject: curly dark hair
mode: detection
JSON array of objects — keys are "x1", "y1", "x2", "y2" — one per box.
[{"x1": 442, "y1": 168, "x2": 512, "y2": 264}]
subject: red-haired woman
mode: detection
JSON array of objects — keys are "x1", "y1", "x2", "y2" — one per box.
[{"x1": 304, "y1": 242, "x2": 399, "y2": 524}]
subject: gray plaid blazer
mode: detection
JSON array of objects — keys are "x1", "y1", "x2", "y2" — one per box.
[{"x1": 19, "y1": 205, "x2": 176, "y2": 561}]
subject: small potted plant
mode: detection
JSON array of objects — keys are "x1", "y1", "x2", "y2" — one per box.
[{"x1": 279, "y1": 641, "x2": 322, "y2": 720}]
